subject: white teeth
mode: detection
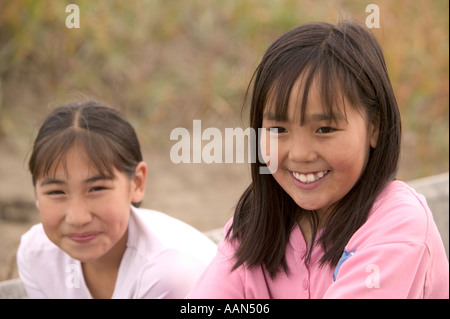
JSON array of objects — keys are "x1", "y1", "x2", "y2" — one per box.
[
  {"x1": 298, "y1": 173, "x2": 307, "y2": 182},
  {"x1": 293, "y1": 170, "x2": 328, "y2": 184}
]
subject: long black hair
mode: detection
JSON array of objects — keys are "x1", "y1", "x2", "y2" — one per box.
[{"x1": 227, "y1": 21, "x2": 401, "y2": 278}]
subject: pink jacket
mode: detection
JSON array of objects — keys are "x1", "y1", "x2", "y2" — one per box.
[{"x1": 187, "y1": 181, "x2": 449, "y2": 299}]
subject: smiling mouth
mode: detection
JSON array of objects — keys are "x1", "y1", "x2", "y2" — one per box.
[
  {"x1": 292, "y1": 170, "x2": 329, "y2": 184},
  {"x1": 67, "y1": 232, "x2": 99, "y2": 243}
]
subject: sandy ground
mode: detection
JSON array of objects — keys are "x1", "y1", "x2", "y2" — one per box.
[{"x1": 0, "y1": 141, "x2": 251, "y2": 280}]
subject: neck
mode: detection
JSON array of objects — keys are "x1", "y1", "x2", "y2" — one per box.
[
  {"x1": 85, "y1": 228, "x2": 128, "y2": 271},
  {"x1": 81, "y1": 229, "x2": 128, "y2": 299},
  {"x1": 297, "y1": 208, "x2": 331, "y2": 244}
]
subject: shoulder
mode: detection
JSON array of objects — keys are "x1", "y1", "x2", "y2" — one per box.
[
  {"x1": 186, "y1": 219, "x2": 253, "y2": 299},
  {"x1": 329, "y1": 181, "x2": 449, "y2": 298},
  {"x1": 128, "y1": 210, "x2": 218, "y2": 298},
  {"x1": 373, "y1": 180, "x2": 430, "y2": 213},
  {"x1": 348, "y1": 180, "x2": 433, "y2": 248},
  {"x1": 133, "y1": 249, "x2": 205, "y2": 298},
  {"x1": 128, "y1": 206, "x2": 217, "y2": 264},
  {"x1": 17, "y1": 224, "x2": 77, "y2": 298},
  {"x1": 18, "y1": 223, "x2": 60, "y2": 259},
  {"x1": 131, "y1": 207, "x2": 216, "y2": 248},
  {"x1": 218, "y1": 218, "x2": 240, "y2": 257}
]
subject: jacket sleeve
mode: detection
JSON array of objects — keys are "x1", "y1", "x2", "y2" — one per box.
[
  {"x1": 324, "y1": 241, "x2": 430, "y2": 298},
  {"x1": 325, "y1": 182, "x2": 449, "y2": 299},
  {"x1": 186, "y1": 238, "x2": 246, "y2": 299}
]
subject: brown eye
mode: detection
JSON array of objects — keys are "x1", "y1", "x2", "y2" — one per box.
[
  {"x1": 48, "y1": 190, "x2": 64, "y2": 195},
  {"x1": 316, "y1": 127, "x2": 335, "y2": 134},
  {"x1": 270, "y1": 127, "x2": 287, "y2": 134},
  {"x1": 46, "y1": 190, "x2": 66, "y2": 198}
]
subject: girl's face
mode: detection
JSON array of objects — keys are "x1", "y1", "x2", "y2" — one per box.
[
  {"x1": 35, "y1": 146, "x2": 146, "y2": 263},
  {"x1": 261, "y1": 77, "x2": 379, "y2": 220}
]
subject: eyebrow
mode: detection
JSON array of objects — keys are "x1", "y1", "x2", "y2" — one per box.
[
  {"x1": 39, "y1": 178, "x2": 66, "y2": 187},
  {"x1": 39, "y1": 175, "x2": 114, "y2": 187},
  {"x1": 262, "y1": 111, "x2": 344, "y2": 123}
]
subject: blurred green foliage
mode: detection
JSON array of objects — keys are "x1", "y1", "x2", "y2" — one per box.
[{"x1": 0, "y1": 0, "x2": 448, "y2": 180}]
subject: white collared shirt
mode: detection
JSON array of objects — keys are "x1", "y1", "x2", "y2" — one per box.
[{"x1": 17, "y1": 207, "x2": 217, "y2": 299}]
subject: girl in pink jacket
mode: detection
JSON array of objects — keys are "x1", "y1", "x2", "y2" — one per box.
[{"x1": 187, "y1": 21, "x2": 449, "y2": 299}]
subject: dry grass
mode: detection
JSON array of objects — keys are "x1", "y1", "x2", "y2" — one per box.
[{"x1": 1, "y1": 0, "x2": 447, "y2": 180}]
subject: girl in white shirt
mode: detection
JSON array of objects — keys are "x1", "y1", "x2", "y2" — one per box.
[{"x1": 17, "y1": 100, "x2": 217, "y2": 299}]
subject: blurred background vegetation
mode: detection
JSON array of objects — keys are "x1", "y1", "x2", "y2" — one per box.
[{"x1": 0, "y1": 0, "x2": 448, "y2": 180}]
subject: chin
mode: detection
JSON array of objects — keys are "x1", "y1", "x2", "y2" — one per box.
[
  {"x1": 289, "y1": 195, "x2": 318, "y2": 211},
  {"x1": 62, "y1": 246, "x2": 103, "y2": 263}
]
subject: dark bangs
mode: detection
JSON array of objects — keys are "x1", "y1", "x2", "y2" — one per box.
[
  {"x1": 29, "y1": 101, "x2": 142, "y2": 186},
  {"x1": 30, "y1": 128, "x2": 126, "y2": 185}
]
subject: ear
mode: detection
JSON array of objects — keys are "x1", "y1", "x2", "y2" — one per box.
[
  {"x1": 130, "y1": 161, "x2": 147, "y2": 204},
  {"x1": 369, "y1": 115, "x2": 380, "y2": 149},
  {"x1": 35, "y1": 199, "x2": 40, "y2": 210}
]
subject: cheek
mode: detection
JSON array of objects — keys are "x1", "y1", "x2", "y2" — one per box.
[
  {"x1": 104, "y1": 206, "x2": 129, "y2": 226},
  {"x1": 328, "y1": 138, "x2": 370, "y2": 176},
  {"x1": 102, "y1": 212, "x2": 129, "y2": 243},
  {"x1": 96, "y1": 198, "x2": 130, "y2": 233},
  {"x1": 36, "y1": 199, "x2": 62, "y2": 228},
  {"x1": 37, "y1": 201, "x2": 65, "y2": 245}
]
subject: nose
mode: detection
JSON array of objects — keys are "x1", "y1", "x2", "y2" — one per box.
[
  {"x1": 288, "y1": 133, "x2": 318, "y2": 163},
  {"x1": 65, "y1": 196, "x2": 93, "y2": 226}
]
